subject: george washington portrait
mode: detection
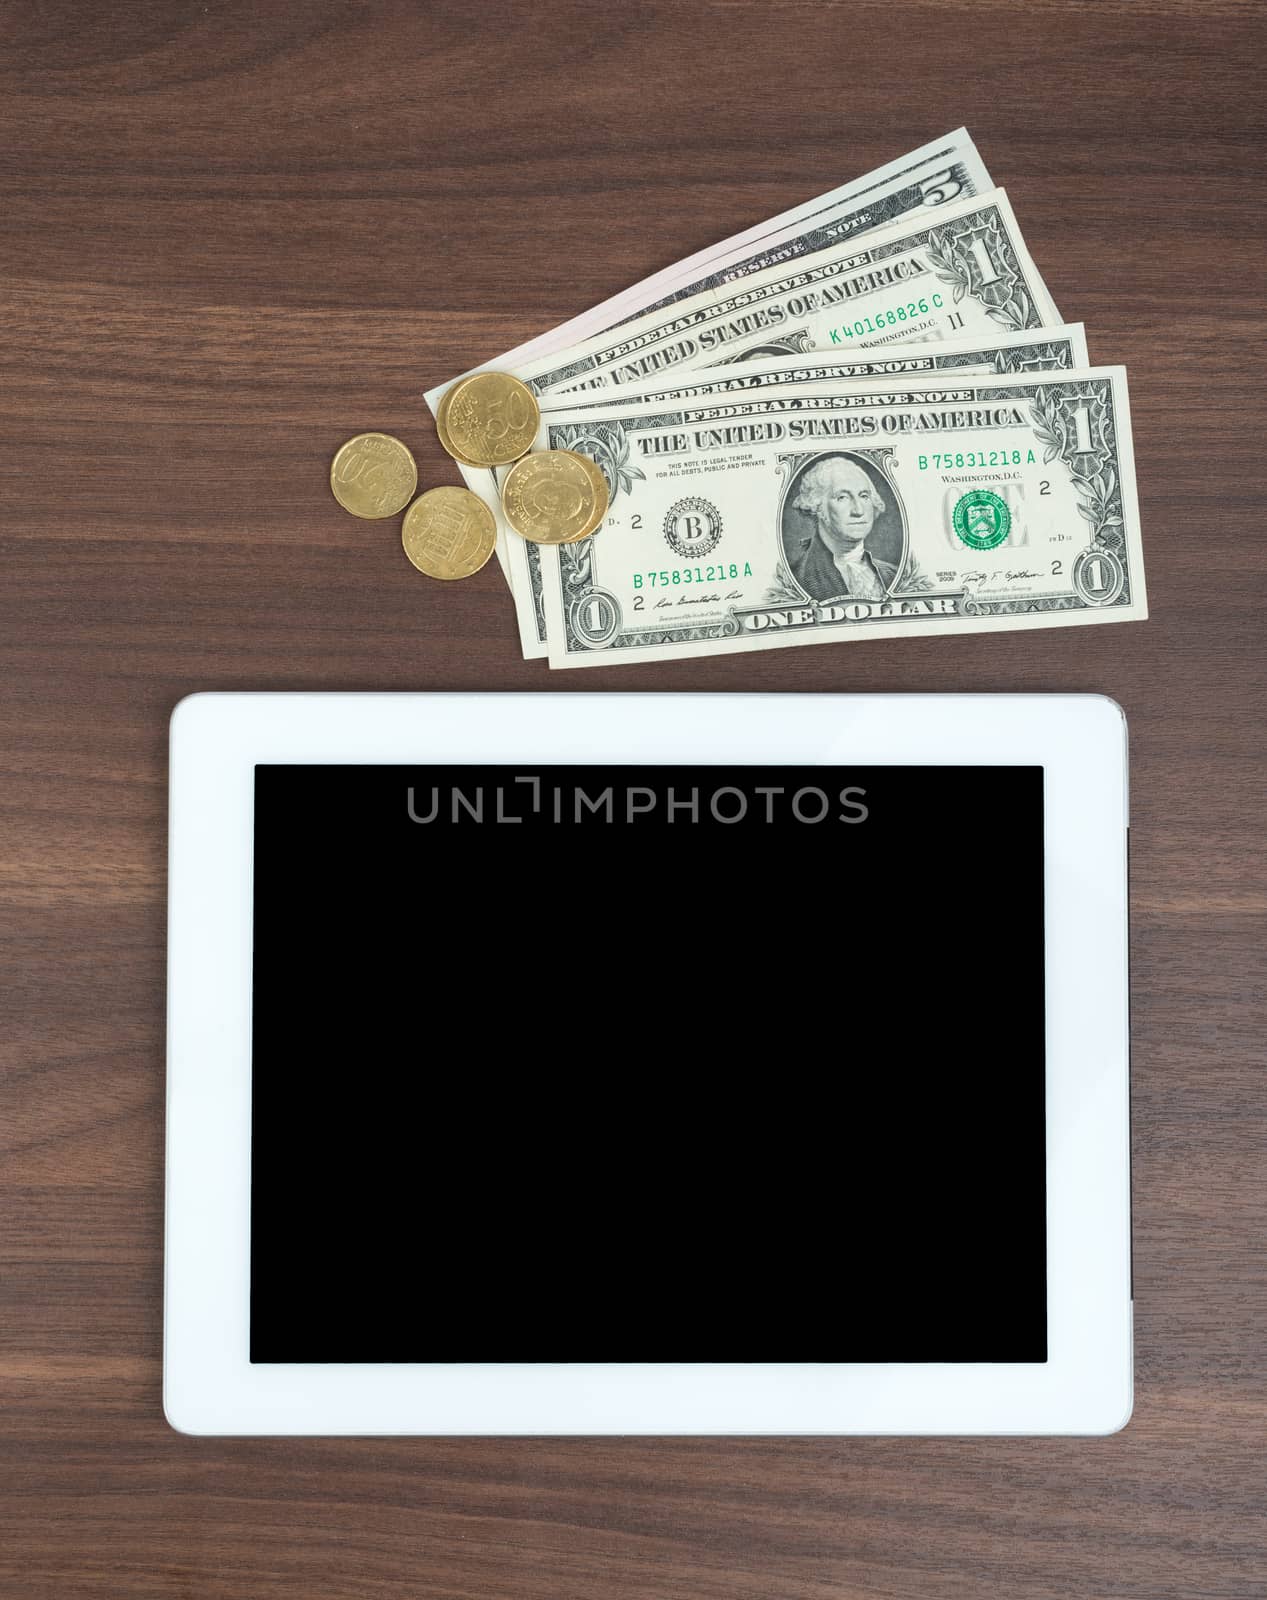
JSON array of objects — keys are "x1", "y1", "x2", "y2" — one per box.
[{"x1": 781, "y1": 452, "x2": 905, "y2": 603}]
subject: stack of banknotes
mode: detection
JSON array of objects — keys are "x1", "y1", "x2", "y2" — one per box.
[{"x1": 426, "y1": 130, "x2": 1146, "y2": 668}]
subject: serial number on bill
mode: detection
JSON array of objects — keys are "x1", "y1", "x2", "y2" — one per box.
[
  {"x1": 919, "y1": 447, "x2": 1039, "y2": 469},
  {"x1": 633, "y1": 563, "x2": 755, "y2": 589}
]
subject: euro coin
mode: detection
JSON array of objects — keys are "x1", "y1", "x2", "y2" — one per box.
[
  {"x1": 440, "y1": 372, "x2": 540, "y2": 467},
  {"x1": 401, "y1": 487, "x2": 496, "y2": 580},
  {"x1": 434, "y1": 387, "x2": 484, "y2": 468},
  {"x1": 501, "y1": 450, "x2": 610, "y2": 545},
  {"x1": 329, "y1": 432, "x2": 418, "y2": 519},
  {"x1": 570, "y1": 452, "x2": 611, "y2": 537}
]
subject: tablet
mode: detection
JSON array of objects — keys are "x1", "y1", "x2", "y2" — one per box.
[{"x1": 165, "y1": 693, "x2": 1131, "y2": 1435}]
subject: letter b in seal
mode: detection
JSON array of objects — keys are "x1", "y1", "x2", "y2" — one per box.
[{"x1": 664, "y1": 497, "x2": 723, "y2": 560}]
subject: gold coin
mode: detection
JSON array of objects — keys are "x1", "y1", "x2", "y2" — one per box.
[
  {"x1": 329, "y1": 432, "x2": 418, "y2": 519},
  {"x1": 433, "y1": 387, "x2": 484, "y2": 469},
  {"x1": 440, "y1": 372, "x2": 540, "y2": 467},
  {"x1": 401, "y1": 487, "x2": 496, "y2": 580},
  {"x1": 570, "y1": 452, "x2": 611, "y2": 538},
  {"x1": 501, "y1": 450, "x2": 610, "y2": 545}
]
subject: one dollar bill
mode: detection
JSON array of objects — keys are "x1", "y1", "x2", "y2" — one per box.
[
  {"x1": 511, "y1": 326, "x2": 1089, "y2": 655},
  {"x1": 545, "y1": 323, "x2": 1091, "y2": 412},
  {"x1": 515, "y1": 189, "x2": 1058, "y2": 401},
  {"x1": 530, "y1": 366, "x2": 1144, "y2": 668}
]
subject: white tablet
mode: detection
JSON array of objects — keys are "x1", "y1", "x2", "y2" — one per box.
[{"x1": 165, "y1": 692, "x2": 1131, "y2": 1435}]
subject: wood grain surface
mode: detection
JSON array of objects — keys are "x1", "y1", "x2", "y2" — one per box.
[{"x1": 2, "y1": 2, "x2": 1265, "y2": 1596}]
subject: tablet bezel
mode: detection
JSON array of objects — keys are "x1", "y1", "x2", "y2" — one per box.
[{"x1": 165, "y1": 692, "x2": 1131, "y2": 1435}]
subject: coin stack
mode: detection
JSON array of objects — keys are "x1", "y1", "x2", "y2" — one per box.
[{"x1": 328, "y1": 373, "x2": 608, "y2": 579}]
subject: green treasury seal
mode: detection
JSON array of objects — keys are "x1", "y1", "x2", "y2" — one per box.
[{"x1": 952, "y1": 489, "x2": 1011, "y2": 551}]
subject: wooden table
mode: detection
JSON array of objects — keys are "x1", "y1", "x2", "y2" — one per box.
[{"x1": 3, "y1": 3, "x2": 1264, "y2": 1596}]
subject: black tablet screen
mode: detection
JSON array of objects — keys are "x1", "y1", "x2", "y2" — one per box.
[{"x1": 250, "y1": 764, "x2": 1046, "y2": 1363}]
